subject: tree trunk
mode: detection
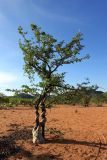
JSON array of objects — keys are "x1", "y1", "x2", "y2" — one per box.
[
  {"x1": 32, "y1": 84, "x2": 52, "y2": 144},
  {"x1": 35, "y1": 104, "x2": 39, "y2": 129},
  {"x1": 32, "y1": 92, "x2": 47, "y2": 144},
  {"x1": 41, "y1": 101, "x2": 46, "y2": 139}
]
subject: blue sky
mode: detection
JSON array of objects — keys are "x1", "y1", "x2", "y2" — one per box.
[{"x1": 0, "y1": 0, "x2": 107, "y2": 95}]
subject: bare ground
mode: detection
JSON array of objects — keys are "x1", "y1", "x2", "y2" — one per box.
[{"x1": 0, "y1": 105, "x2": 107, "y2": 160}]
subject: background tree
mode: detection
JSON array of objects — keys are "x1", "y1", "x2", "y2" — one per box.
[
  {"x1": 53, "y1": 79, "x2": 99, "y2": 107},
  {"x1": 6, "y1": 86, "x2": 37, "y2": 106},
  {"x1": 0, "y1": 91, "x2": 9, "y2": 107},
  {"x1": 91, "y1": 90, "x2": 105, "y2": 106},
  {"x1": 18, "y1": 24, "x2": 89, "y2": 143},
  {"x1": 76, "y1": 79, "x2": 99, "y2": 106}
]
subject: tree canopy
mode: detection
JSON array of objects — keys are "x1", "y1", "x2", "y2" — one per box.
[{"x1": 18, "y1": 24, "x2": 89, "y2": 94}]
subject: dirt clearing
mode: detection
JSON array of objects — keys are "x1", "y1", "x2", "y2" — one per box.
[{"x1": 0, "y1": 105, "x2": 107, "y2": 160}]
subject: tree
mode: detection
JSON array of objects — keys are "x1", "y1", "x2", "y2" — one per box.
[
  {"x1": 91, "y1": 91, "x2": 105, "y2": 106},
  {"x1": 18, "y1": 24, "x2": 89, "y2": 143},
  {"x1": 76, "y1": 79, "x2": 99, "y2": 106}
]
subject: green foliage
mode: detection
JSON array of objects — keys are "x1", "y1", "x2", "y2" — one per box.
[
  {"x1": 21, "y1": 85, "x2": 38, "y2": 95},
  {"x1": 18, "y1": 23, "x2": 89, "y2": 102},
  {"x1": 9, "y1": 97, "x2": 34, "y2": 106},
  {"x1": 49, "y1": 79, "x2": 104, "y2": 107},
  {"x1": 5, "y1": 87, "x2": 36, "y2": 107},
  {"x1": 0, "y1": 90, "x2": 9, "y2": 108},
  {"x1": 5, "y1": 79, "x2": 106, "y2": 108},
  {"x1": 76, "y1": 79, "x2": 99, "y2": 106},
  {"x1": 103, "y1": 92, "x2": 107, "y2": 103},
  {"x1": 6, "y1": 89, "x2": 20, "y2": 96},
  {"x1": 9, "y1": 97, "x2": 20, "y2": 106},
  {"x1": 0, "y1": 96, "x2": 34, "y2": 108},
  {"x1": 46, "y1": 128, "x2": 64, "y2": 137},
  {"x1": 91, "y1": 92, "x2": 105, "y2": 106},
  {"x1": 0, "y1": 97, "x2": 9, "y2": 104}
]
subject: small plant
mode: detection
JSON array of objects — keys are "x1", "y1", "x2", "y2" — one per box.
[{"x1": 46, "y1": 128, "x2": 64, "y2": 137}]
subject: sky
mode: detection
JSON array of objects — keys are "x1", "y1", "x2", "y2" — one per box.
[{"x1": 0, "y1": 0, "x2": 107, "y2": 95}]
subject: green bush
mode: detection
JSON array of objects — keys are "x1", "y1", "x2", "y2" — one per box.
[
  {"x1": 19, "y1": 98, "x2": 34, "y2": 106},
  {"x1": 0, "y1": 97, "x2": 9, "y2": 104},
  {"x1": 91, "y1": 94, "x2": 105, "y2": 107}
]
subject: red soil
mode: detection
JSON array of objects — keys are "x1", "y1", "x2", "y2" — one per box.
[{"x1": 0, "y1": 105, "x2": 107, "y2": 160}]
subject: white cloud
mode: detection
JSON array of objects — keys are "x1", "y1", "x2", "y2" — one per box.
[{"x1": 0, "y1": 72, "x2": 17, "y2": 84}]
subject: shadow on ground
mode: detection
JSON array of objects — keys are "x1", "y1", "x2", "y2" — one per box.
[
  {"x1": 0, "y1": 124, "x2": 32, "y2": 160},
  {"x1": 0, "y1": 123, "x2": 107, "y2": 159},
  {"x1": 47, "y1": 138, "x2": 107, "y2": 149}
]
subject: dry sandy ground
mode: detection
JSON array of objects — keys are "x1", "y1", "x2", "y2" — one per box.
[{"x1": 0, "y1": 105, "x2": 107, "y2": 160}]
